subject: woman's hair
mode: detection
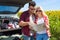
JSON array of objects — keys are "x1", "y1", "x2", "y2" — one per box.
[{"x1": 35, "y1": 6, "x2": 48, "y2": 17}]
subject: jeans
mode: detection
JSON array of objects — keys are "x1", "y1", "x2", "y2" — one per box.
[
  {"x1": 23, "y1": 35, "x2": 34, "y2": 40},
  {"x1": 36, "y1": 33, "x2": 49, "y2": 40}
]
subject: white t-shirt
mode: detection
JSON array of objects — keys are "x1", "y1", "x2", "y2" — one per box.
[{"x1": 37, "y1": 18, "x2": 46, "y2": 34}]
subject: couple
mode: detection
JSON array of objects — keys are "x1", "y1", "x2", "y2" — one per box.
[{"x1": 19, "y1": 1, "x2": 51, "y2": 40}]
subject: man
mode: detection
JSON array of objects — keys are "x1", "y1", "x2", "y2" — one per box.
[{"x1": 19, "y1": 1, "x2": 36, "y2": 40}]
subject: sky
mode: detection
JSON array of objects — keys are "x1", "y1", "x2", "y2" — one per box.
[{"x1": 20, "y1": 0, "x2": 60, "y2": 11}]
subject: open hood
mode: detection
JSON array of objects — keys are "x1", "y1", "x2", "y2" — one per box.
[{"x1": 0, "y1": 0, "x2": 32, "y2": 14}]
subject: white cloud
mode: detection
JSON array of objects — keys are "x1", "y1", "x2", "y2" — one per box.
[{"x1": 20, "y1": 3, "x2": 28, "y2": 11}]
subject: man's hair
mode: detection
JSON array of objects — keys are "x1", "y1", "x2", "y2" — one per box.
[{"x1": 29, "y1": 1, "x2": 36, "y2": 7}]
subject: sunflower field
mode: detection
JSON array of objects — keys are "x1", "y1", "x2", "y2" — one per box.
[{"x1": 45, "y1": 10, "x2": 60, "y2": 40}]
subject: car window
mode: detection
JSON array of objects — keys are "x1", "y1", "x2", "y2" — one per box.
[{"x1": 0, "y1": 5, "x2": 19, "y2": 13}]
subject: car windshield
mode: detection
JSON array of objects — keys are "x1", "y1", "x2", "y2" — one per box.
[{"x1": 0, "y1": 5, "x2": 19, "y2": 13}]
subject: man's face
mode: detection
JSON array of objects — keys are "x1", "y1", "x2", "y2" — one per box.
[{"x1": 29, "y1": 6, "x2": 35, "y2": 14}]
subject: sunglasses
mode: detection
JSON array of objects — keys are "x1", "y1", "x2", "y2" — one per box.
[
  {"x1": 36, "y1": 10, "x2": 42, "y2": 12},
  {"x1": 30, "y1": 8, "x2": 35, "y2": 10}
]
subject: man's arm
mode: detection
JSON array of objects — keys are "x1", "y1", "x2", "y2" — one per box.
[
  {"x1": 19, "y1": 21, "x2": 29, "y2": 27},
  {"x1": 18, "y1": 11, "x2": 29, "y2": 27}
]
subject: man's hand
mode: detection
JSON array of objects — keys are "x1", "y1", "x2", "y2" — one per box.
[
  {"x1": 29, "y1": 26, "x2": 33, "y2": 30},
  {"x1": 19, "y1": 21, "x2": 29, "y2": 27}
]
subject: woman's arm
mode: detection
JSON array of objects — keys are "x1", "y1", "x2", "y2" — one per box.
[
  {"x1": 45, "y1": 16, "x2": 50, "y2": 29},
  {"x1": 45, "y1": 16, "x2": 51, "y2": 37}
]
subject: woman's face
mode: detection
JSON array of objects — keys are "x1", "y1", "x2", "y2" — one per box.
[{"x1": 35, "y1": 9, "x2": 42, "y2": 17}]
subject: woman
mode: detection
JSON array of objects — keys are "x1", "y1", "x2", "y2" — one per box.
[{"x1": 29, "y1": 7, "x2": 51, "y2": 40}]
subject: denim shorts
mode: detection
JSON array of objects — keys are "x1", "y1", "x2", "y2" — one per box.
[
  {"x1": 36, "y1": 33, "x2": 49, "y2": 40},
  {"x1": 23, "y1": 35, "x2": 34, "y2": 40}
]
